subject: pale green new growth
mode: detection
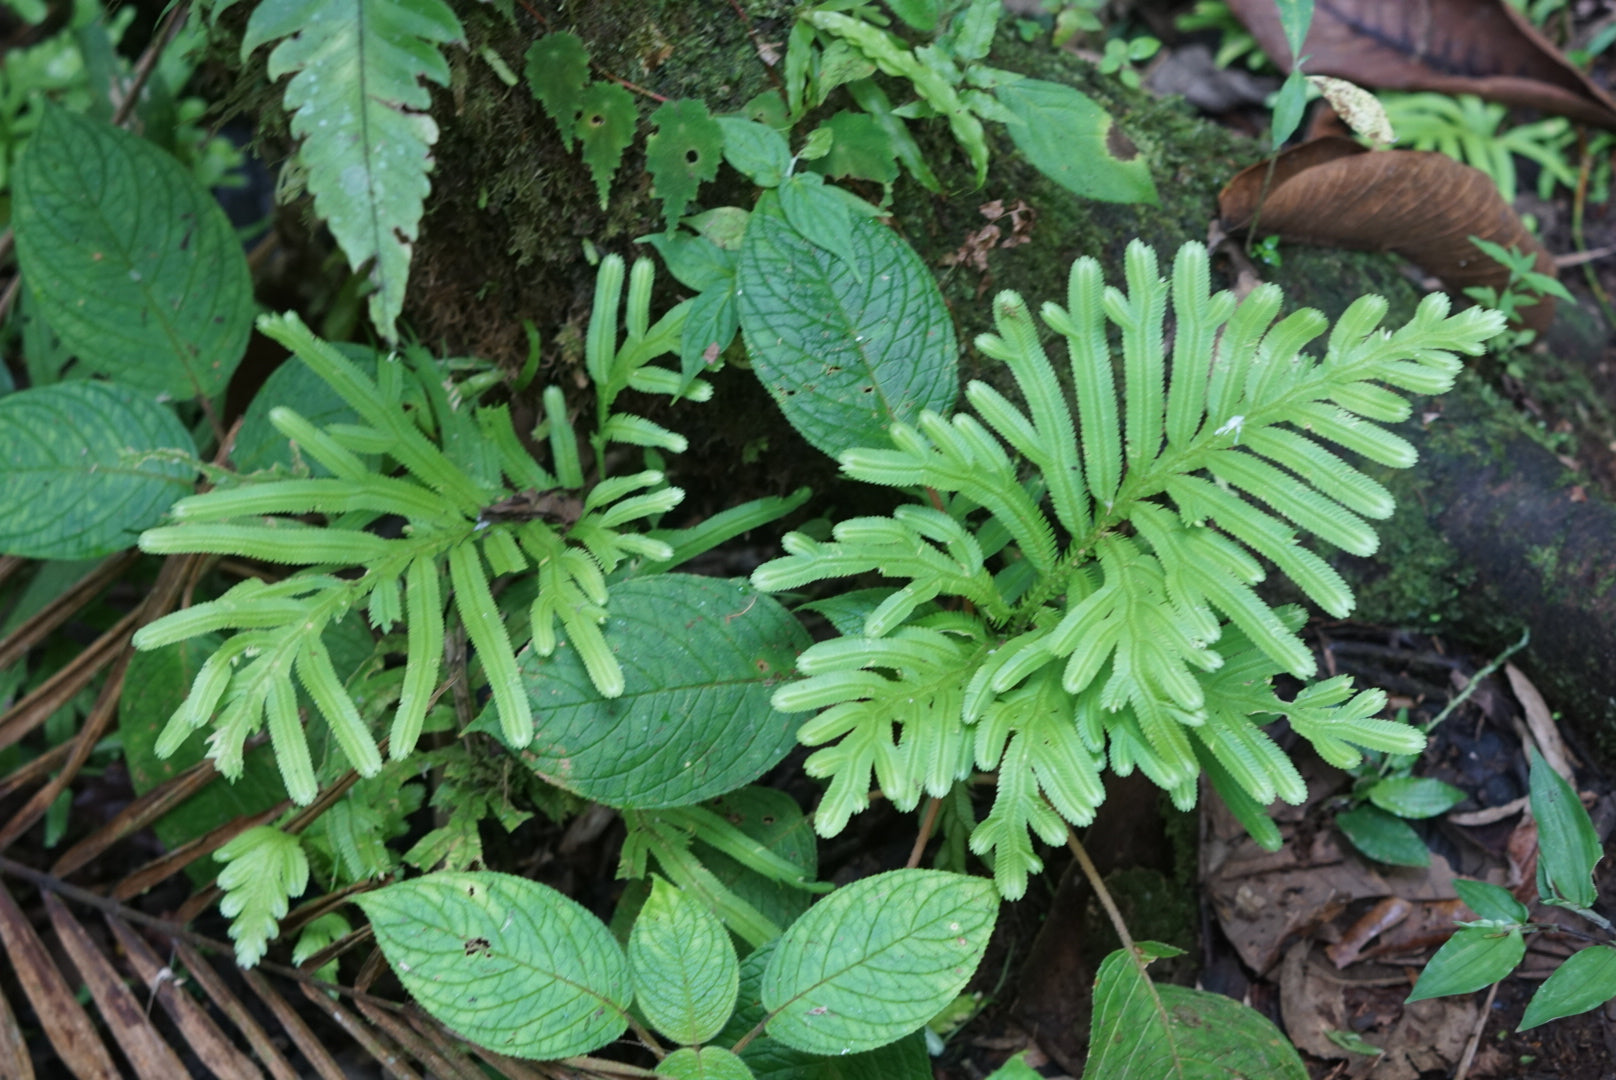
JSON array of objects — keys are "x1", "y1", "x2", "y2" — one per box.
[
  {"x1": 135, "y1": 257, "x2": 706, "y2": 803},
  {"x1": 754, "y1": 241, "x2": 1504, "y2": 898},
  {"x1": 215, "y1": 826, "x2": 310, "y2": 968}
]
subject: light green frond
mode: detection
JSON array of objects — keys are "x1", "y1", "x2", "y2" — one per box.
[
  {"x1": 391, "y1": 555, "x2": 444, "y2": 760},
  {"x1": 1330, "y1": 380, "x2": 1413, "y2": 423},
  {"x1": 448, "y1": 542, "x2": 532, "y2": 746},
  {"x1": 1107, "y1": 241, "x2": 1168, "y2": 470},
  {"x1": 974, "y1": 288, "x2": 1087, "y2": 535},
  {"x1": 586, "y1": 255, "x2": 626, "y2": 388},
  {"x1": 295, "y1": 637, "x2": 383, "y2": 781},
  {"x1": 1045, "y1": 257, "x2": 1121, "y2": 507},
  {"x1": 1241, "y1": 427, "x2": 1395, "y2": 519},
  {"x1": 266, "y1": 407, "x2": 368, "y2": 479},
  {"x1": 264, "y1": 676, "x2": 318, "y2": 806},
  {"x1": 1241, "y1": 307, "x2": 1327, "y2": 405},
  {"x1": 1167, "y1": 474, "x2": 1354, "y2": 617},
  {"x1": 1290, "y1": 401, "x2": 1417, "y2": 467},
  {"x1": 1165, "y1": 242, "x2": 1236, "y2": 449},
  {"x1": 1205, "y1": 450, "x2": 1378, "y2": 556},
  {"x1": 1206, "y1": 284, "x2": 1282, "y2": 429}
]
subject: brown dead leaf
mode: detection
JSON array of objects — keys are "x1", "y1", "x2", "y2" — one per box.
[
  {"x1": 1505, "y1": 662, "x2": 1576, "y2": 782},
  {"x1": 1226, "y1": 0, "x2": 1616, "y2": 129},
  {"x1": 1218, "y1": 137, "x2": 1558, "y2": 331},
  {"x1": 1327, "y1": 896, "x2": 1412, "y2": 968}
]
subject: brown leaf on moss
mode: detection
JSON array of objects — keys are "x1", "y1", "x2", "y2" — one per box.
[
  {"x1": 1226, "y1": 0, "x2": 1616, "y2": 129},
  {"x1": 1218, "y1": 137, "x2": 1558, "y2": 331}
]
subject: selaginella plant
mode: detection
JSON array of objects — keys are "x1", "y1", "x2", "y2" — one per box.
[{"x1": 750, "y1": 240, "x2": 1505, "y2": 898}]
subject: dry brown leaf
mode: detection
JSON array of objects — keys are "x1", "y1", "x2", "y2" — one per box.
[
  {"x1": 0, "y1": 978, "x2": 35, "y2": 1080},
  {"x1": 1226, "y1": 0, "x2": 1616, "y2": 129},
  {"x1": 43, "y1": 893, "x2": 190, "y2": 1080},
  {"x1": 1326, "y1": 895, "x2": 1413, "y2": 968},
  {"x1": 1505, "y1": 662, "x2": 1576, "y2": 782},
  {"x1": 1218, "y1": 137, "x2": 1558, "y2": 331},
  {"x1": 0, "y1": 881, "x2": 119, "y2": 1080},
  {"x1": 105, "y1": 917, "x2": 267, "y2": 1080}
]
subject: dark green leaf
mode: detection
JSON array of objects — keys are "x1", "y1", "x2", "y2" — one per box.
[
  {"x1": 1406, "y1": 925, "x2": 1524, "y2": 1002},
  {"x1": 779, "y1": 174, "x2": 857, "y2": 269},
  {"x1": 487, "y1": 574, "x2": 809, "y2": 807},
  {"x1": 14, "y1": 105, "x2": 254, "y2": 400},
  {"x1": 657, "y1": 1047, "x2": 755, "y2": 1079},
  {"x1": 1336, "y1": 804, "x2": 1429, "y2": 867},
  {"x1": 1365, "y1": 776, "x2": 1466, "y2": 819},
  {"x1": 641, "y1": 231, "x2": 737, "y2": 292},
  {"x1": 885, "y1": 0, "x2": 941, "y2": 32},
  {"x1": 234, "y1": 345, "x2": 379, "y2": 474},
  {"x1": 680, "y1": 283, "x2": 739, "y2": 388},
  {"x1": 1084, "y1": 945, "x2": 1307, "y2": 1079},
  {"x1": 120, "y1": 638, "x2": 288, "y2": 867},
  {"x1": 718, "y1": 940, "x2": 933, "y2": 1079},
  {"x1": 1453, "y1": 879, "x2": 1530, "y2": 925},
  {"x1": 1273, "y1": 0, "x2": 1314, "y2": 59},
  {"x1": 717, "y1": 117, "x2": 792, "y2": 187},
  {"x1": 1530, "y1": 749, "x2": 1601, "y2": 908},
  {"x1": 524, "y1": 32, "x2": 592, "y2": 150},
  {"x1": 763, "y1": 869, "x2": 996, "y2": 1054},
  {"x1": 356, "y1": 871, "x2": 631, "y2": 1059},
  {"x1": 1519, "y1": 946, "x2": 1616, "y2": 1030},
  {"x1": 629, "y1": 877, "x2": 739, "y2": 1045},
  {"x1": 845, "y1": 80, "x2": 940, "y2": 192},
  {"x1": 807, "y1": 111, "x2": 898, "y2": 184},
  {"x1": 576, "y1": 81, "x2": 638, "y2": 209},
  {"x1": 1270, "y1": 69, "x2": 1309, "y2": 149},
  {"x1": 691, "y1": 787, "x2": 819, "y2": 933},
  {"x1": 737, "y1": 212, "x2": 957, "y2": 457},
  {"x1": 0, "y1": 382, "x2": 195, "y2": 559},
  {"x1": 647, "y1": 99, "x2": 724, "y2": 227},
  {"x1": 993, "y1": 78, "x2": 1157, "y2": 205}
]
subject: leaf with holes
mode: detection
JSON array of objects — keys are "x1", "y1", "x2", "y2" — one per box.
[
  {"x1": 478, "y1": 574, "x2": 808, "y2": 807},
  {"x1": 243, "y1": 0, "x2": 464, "y2": 341},
  {"x1": 762, "y1": 869, "x2": 995, "y2": 1055},
  {"x1": 13, "y1": 105, "x2": 254, "y2": 400},
  {"x1": 525, "y1": 31, "x2": 592, "y2": 150},
  {"x1": 357, "y1": 871, "x2": 631, "y2": 1059},
  {"x1": 647, "y1": 98, "x2": 724, "y2": 227},
  {"x1": 993, "y1": 78, "x2": 1158, "y2": 205},
  {"x1": 737, "y1": 212, "x2": 957, "y2": 457},
  {"x1": 0, "y1": 382, "x2": 195, "y2": 559},
  {"x1": 629, "y1": 877, "x2": 739, "y2": 1044},
  {"x1": 576, "y1": 81, "x2": 638, "y2": 209}
]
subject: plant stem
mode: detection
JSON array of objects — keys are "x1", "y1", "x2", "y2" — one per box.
[
  {"x1": 905, "y1": 796, "x2": 943, "y2": 869},
  {"x1": 1421, "y1": 626, "x2": 1529, "y2": 734}
]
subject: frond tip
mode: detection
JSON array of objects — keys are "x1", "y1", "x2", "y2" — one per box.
[{"x1": 754, "y1": 240, "x2": 1501, "y2": 897}]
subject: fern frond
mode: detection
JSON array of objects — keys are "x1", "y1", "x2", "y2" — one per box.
[
  {"x1": 242, "y1": 0, "x2": 464, "y2": 340},
  {"x1": 216, "y1": 827, "x2": 309, "y2": 968},
  {"x1": 755, "y1": 240, "x2": 1503, "y2": 890}
]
